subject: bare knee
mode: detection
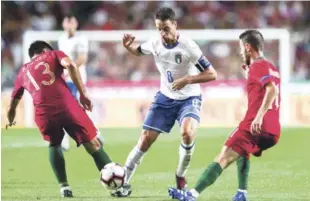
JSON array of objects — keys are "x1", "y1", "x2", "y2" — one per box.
[
  {"x1": 180, "y1": 118, "x2": 197, "y2": 145},
  {"x1": 215, "y1": 146, "x2": 240, "y2": 169},
  {"x1": 181, "y1": 129, "x2": 195, "y2": 145},
  {"x1": 83, "y1": 138, "x2": 102, "y2": 154},
  {"x1": 216, "y1": 154, "x2": 232, "y2": 169},
  {"x1": 137, "y1": 130, "x2": 159, "y2": 152}
]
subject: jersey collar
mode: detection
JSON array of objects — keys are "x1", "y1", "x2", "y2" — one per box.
[{"x1": 254, "y1": 56, "x2": 264, "y2": 61}]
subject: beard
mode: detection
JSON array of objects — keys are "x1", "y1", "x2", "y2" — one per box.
[
  {"x1": 245, "y1": 52, "x2": 251, "y2": 66},
  {"x1": 245, "y1": 57, "x2": 251, "y2": 66},
  {"x1": 163, "y1": 37, "x2": 170, "y2": 44},
  {"x1": 163, "y1": 37, "x2": 174, "y2": 45}
]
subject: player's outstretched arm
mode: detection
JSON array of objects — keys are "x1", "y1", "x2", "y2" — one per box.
[
  {"x1": 122, "y1": 33, "x2": 143, "y2": 56},
  {"x1": 60, "y1": 57, "x2": 93, "y2": 111},
  {"x1": 172, "y1": 66, "x2": 217, "y2": 90},
  {"x1": 251, "y1": 82, "x2": 278, "y2": 134}
]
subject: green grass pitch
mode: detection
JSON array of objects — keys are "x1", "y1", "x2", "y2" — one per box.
[{"x1": 2, "y1": 127, "x2": 310, "y2": 201}]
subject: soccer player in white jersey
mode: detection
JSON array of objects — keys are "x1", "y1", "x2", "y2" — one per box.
[
  {"x1": 111, "y1": 7, "x2": 217, "y2": 197},
  {"x1": 58, "y1": 15, "x2": 102, "y2": 150}
]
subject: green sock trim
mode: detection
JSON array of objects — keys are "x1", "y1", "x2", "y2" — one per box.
[
  {"x1": 194, "y1": 162, "x2": 223, "y2": 193},
  {"x1": 91, "y1": 148, "x2": 112, "y2": 171},
  {"x1": 49, "y1": 146, "x2": 68, "y2": 184},
  {"x1": 237, "y1": 157, "x2": 250, "y2": 190}
]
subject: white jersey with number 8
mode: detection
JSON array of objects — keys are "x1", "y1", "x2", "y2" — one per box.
[{"x1": 140, "y1": 34, "x2": 211, "y2": 100}]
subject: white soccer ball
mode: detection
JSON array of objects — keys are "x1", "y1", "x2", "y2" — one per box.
[{"x1": 100, "y1": 162, "x2": 125, "y2": 190}]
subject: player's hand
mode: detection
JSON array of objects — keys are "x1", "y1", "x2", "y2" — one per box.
[
  {"x1": 6, "y1": 109, "x2": 16, "y2": 130},
  {"x1": 80, "y1": 94, "x2": 93, "y2": 112},
  {"x1": 122, "y1": 33, "x2": 135, "y2": 48},
  {"x1": 250, "y1": 116, "x2": 263, "y2": 135},
  {"x1": 172, "y1": 76, "x2": 189, "y2": 90}
]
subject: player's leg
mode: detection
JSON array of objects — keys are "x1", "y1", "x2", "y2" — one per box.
[
  {"x1": 110, "y1": 129, "x2": 160, "y2": 197},
  {"x1": 237, "y1": 157, "x2": 250, "y2": 190},
  {"x1": 232, "y1": 132, "x2": 279, "y2": 201},
  {"x1": 169, "y1": 146, "x2": 240, "y2": 201},
  {"x1": 232, "y1": 157, "x2": 250, "y2": 201},
  {"x1": 175, "y1": 96, "x2": 201, "y2": 189},
  {"x1": 194, "y1": 146, "x2": 240, "y2": 194},
  {"x1": 124, "y1": 129, "x2": 160, "y2": 183},
  {"x1": 63, "y1": 107, "x2": 112, "y2": 171},
  {"x1": 36, "y1": 115, "x2": 73, "y2": 198},
  {"x1": 124, "y1": 102, "x2": 176, "y2": 185},
  {"x1": 83, "y1": 137, "x2": 111, "y2": 170},
  {"x1": 168, "y1": 128, "x2": 255, "y2": 201},
  {"x1": 176, "y1": 117, "x2": 198, "y2": 189},
  {"x1": 49, "y1": 143, "x2": 73, "y2": 197},
  {"x1": 112, "y1": 94, "x2": 176, "y2": 197}
]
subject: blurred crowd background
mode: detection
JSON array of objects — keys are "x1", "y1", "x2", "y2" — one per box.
[{"x1": 2, "y1": 1, "x2": 310, "y2": 89}]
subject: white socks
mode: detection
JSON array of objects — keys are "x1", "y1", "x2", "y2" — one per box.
[
  {"x1": 238, "y1": 189, "x2": 248, "y2": 193},
  {"x1": 124, "y1": 146, "x2": 145, "y2": 184},
  {"x1": 124, "y1": 141, "x2": 195, "y2": 184},
  {"x1": 60, "y1": 186, "x2": 71, "y2": 197},
  {"x1": 190, "y1": 189, "x2": 200, "y2": 198},
  {"x1": 176, "y1": 141, "x2": 195, "y2": 177}
]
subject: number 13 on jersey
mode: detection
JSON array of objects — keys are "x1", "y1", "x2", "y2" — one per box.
[{"x1": 26, "y1": 62, "x2": 55, "y2": 91}]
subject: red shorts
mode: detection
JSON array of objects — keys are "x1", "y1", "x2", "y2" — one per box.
[
  {"x1": 225, "y1": 128, "x2": 280, "y2": 159},
  {"x1": 35, "y1": 106, "x2": 97, "y2": 146}
]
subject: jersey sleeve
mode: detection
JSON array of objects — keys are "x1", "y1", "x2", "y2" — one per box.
[
  {"x1": 54, "y1": 50, "x2": 69, "y2": 65},
  {"x1": 11, "y1": 72, "x2": 24, "y2": 100},
  {"x1": 187, "y1": 39, "x2": 211, "y2": 72},
  {"x1": 251, "y1": 64, "x2": 280, "y2": 87},
  {"x1": 139, "y1": 39, "x2": 153, "y2": 55},
  {"x1": 76, "y1": 36, "x2": 89, "y2": 53}
]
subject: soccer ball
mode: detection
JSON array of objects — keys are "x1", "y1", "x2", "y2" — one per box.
[{"x1": 100, "y1": 162, "x2": 125, "y2": 190}]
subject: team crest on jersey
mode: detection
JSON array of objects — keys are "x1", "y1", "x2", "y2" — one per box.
[{"x1": 175, "y1": 54, "x2": 182, "y2": 64}]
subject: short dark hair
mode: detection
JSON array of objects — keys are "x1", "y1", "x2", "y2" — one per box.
[
  {"x1": 239, "y1": 30, "x2": 264, "y2": 52},
  {"x1": 28, "y1": 40, "x2": 53, "y2": 58},
  {"x1": 154, "y1": 7, "x2": 176, "y2": 21}
]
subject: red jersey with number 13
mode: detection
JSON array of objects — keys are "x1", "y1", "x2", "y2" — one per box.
[
  {"x1": 239, "y1": 59, "x2": 281, "y2": 136},
  {"x1": 11, "y1": 50, "x2": 77, "y2": 115}
]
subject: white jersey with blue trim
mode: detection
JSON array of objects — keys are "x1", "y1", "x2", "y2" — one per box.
[
  {"x1": 58, "y1": 33, "x2": 88, "y2": 84},
  {"x1": 140, "y1": 34, "x2": 211, "y2": 100}
]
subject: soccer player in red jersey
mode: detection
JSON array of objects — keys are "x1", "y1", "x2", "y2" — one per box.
[
  {"x1": 6, "y1": 41, "x2": 112, "y2": 198},
  {"x1": 168, "y1": 30, "x2": 281, "y2": 201}
]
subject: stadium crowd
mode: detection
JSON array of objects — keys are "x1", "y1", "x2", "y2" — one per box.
[{"x1": 2, "y1": 1, "x2": 310, "y2": 89}]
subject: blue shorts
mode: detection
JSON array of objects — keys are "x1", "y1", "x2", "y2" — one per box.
[
  {"x1": 143, "y1": 91, "x2": 202, "y2": 133},
  {"x1": 66, "y1": 82, "x2": 79, "y2": 100}
]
